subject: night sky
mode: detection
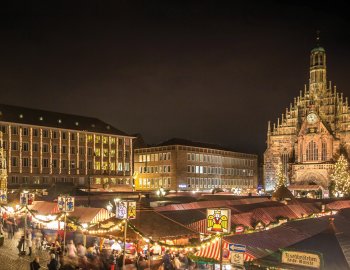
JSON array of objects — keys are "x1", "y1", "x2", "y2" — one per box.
[{"x1": 1, "y1": 1, "x2": 350, "y2": 158}]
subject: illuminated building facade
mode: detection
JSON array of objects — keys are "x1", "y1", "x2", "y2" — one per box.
[
  {"x1": 264, "y1": 43, "x2": 350, "y2": 193},
  {"x1": 0, "y1": 104, "x2": 133, "y2": 190},
  {"x1": 134, "y1": 138, "x2": 258, "y2": 191},
  {"x1": 0, "y1": 134, "x2": 7, "y2": 190}
]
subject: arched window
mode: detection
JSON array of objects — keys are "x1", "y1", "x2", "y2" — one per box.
[
  {"x1": 321, "y1": 141, "x2": 327, "y2": 161},
  {"x1": 306, "y1": 141, "x2": 318, "y2": 161},
  {"x1": 281, "y1": 151, "x2": 289, "y2": 182}
]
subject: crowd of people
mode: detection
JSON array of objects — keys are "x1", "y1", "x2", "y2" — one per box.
[{"x1": 1, "y1": 213, "x2": 194, "y2": 270}]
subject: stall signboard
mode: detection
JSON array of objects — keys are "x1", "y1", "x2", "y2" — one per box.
[
  {"x1": 206, "y1": 208, "x2": 231, "y2": 233},
  {"x1": 230, "y1": 252, "x2": 244, "y2": 265},
  {"x1": 116, "y1": 200, "x2": 137, "y2": 219},
  {"x1": 281, "y1": 250, "x2": 322, "y2": 269},
  {"x1": 0, "y1": 190, "x2": 7, "y2": 204},
  {"x1": 20, "y1": 192, "x2": 35, "y2": 206},
  {"x1": 127, "y1": 201, "x2": 137, "y2": 219},
  {"x1": 57, "y1": 195, "x2": 75, "y2": 212},
  {"x1": 235, "y1": 225, "x2": 245, "y2": 234}
]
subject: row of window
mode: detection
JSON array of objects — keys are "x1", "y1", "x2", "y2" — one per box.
[
  {"x1": 187, "y1": 165, "x2": 254, "y2": 176},
  {"x1": 9, "y1": 176, "x2": 130, "y2": 185},
  {"x1": 187, "y1": 153, "x2": 255, "y2": 166},
  {"x1": 94, "y1": 178, "x2": 130, "y2": 185},
  {"x1": 3, "y1": 141, "x2": 129, "y2": 158},
  {"x1": 186, "y1": 177, "x2": 254, "y2": 189},
  {"x1": 9, "y1": 157, "x2": 130, "y2": 171},
  {"x1": 95, "y1": 162, "x2": 130, "y2": 171},
  {"x1": 139, "y1": 165, "x2": 171, "y2": 173},
  {"x1": 137, "y1": 177, "x2": 171, "y2": 188},
  {"x1": 0, "y1": 125, "x2": 130, "y2": 145},
  {"x1": 138, "y1": 153, "x2": 171, "y2": 163}
]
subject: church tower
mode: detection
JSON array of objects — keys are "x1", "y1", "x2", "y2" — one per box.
[
  {"x1": 264, "y1": 35, "x2": 350, "y2": 196},
  {"x1": 309, "y1": 34, "x2": 327, "y2": 96}
]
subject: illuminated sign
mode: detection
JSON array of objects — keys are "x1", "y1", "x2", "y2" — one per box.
[
  {"x1": 0, "y1": 190, "x2": 7, "y2": 204},
  {"x1": 206, "y1": 208, "x2": 231, "y2": 233},
  {"x1": 57, "y1": 195, "x2": 75, "y2": 212},
  {"x1": 20, "y1": 192, "x2": 35, "y2": 206},
  {"x1": 281, "y1": 250, "x2": 321, "y2": 269}
]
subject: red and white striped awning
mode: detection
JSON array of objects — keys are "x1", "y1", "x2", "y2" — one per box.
[{"x1": 195, "y1": 240, "x2": 255, "y2": 262}]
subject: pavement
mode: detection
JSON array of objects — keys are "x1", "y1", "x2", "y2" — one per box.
[{"x1": 0, "y1": 230, "x2": 50, "y2": 270}]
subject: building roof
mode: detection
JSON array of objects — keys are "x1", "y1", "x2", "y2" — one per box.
[
  {"x1": 272, "y1": 185, "x2": 295, "y2": 201},
  {"x1": 0, "y1": 103, "x2": 130, "y2": 136},
  {"x1": 255, "y1": 218, "x2": 350, "y2": 269},
  {"x1": 153, "y1": 138, "x2": 257, "y2": 156}
]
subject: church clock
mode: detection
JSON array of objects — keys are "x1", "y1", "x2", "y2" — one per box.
[{"x1": 307, "y1": 113, "x2": 318, "y2": 124}]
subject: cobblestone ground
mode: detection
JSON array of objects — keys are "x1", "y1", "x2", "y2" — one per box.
[{"x1": 0, "y1": 230, "x2": 50, "y2": 270}]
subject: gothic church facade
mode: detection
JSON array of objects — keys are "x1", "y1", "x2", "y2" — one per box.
[{"x1": 264, "y1": 44, "x2": 350, "y2": 192}]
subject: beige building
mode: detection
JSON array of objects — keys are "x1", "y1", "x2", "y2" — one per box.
[
  {"x1": 134, "y1": 138, "x2": 258, "y2": 191},
  {"x1": 0, "y1": 104, "x2": 134, "y2": 190},
  {"x1": 264, "y1": 43, "x2": 350, "y2": 193}
]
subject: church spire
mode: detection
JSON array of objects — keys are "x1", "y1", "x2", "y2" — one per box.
[{"x1": 309, "y1": 31, "x2": 327, "y2": 95}]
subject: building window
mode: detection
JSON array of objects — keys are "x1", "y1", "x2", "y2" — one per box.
[
  {"x1": 11, "y1": 141, "x2": 18, "y2": 151},
  {"x1": 33, "y1": 129, "x2": 39, "y2": 137},
  {"x1": 53, "y1": 145, "x2": 58, "y2": 154},
  {"x1": 70, "y1": 133, "x2": 75, "y2": 141},
  {"x1": 281, "y1": 151, "x2": 289, "y2": 181},
  {"x1": 70, "y1": 161, "x2": 75, "y2": 169},
  {"x1": 43, "y1": 158, "x2": 49, "y2": 168},
  {"x1": 33, "y1": 143, "x2": 39, "y2": 152},
  {"x1": 11, "y1": 126, "x2": 18, "y2": 135},
  {"x1": 53, "y1": 159, "x2": 58, "y2": 168},
  {"x1": 11, "y1": 157, "x2": 18, "y2": 167},
  {"x1": 88, "y1": 148, "x2": 93, "y2": 156},
  {"x1": 62, "y1": 145, "x2": 67, "y2": 154},
  {"x1": 33, "y1": 158, "x2": 38, "y2": 168},
  {"x1": 88, "y1": 161, "x2": 92, "y2": 170},
  {"x1": 22, "y1": 158, "x2": 29, "y2": 167},
  {"x1": 22, "y1": 142, "x2": 29, "y2": 152},
  {"x1": 71, "y1": 146, "x2": 76, "y2": 155},
  {"x1": 0, "y1": 125, "x2": 6, "y2": 134},
  {"x1": 43, "y1": 143, "x2": 49, "y2": 153},
  {"x1": 62, "y1": 132, "x2": 67, "y2": 140},
  {"x1": 322, "y1": 141, "x2": 327, "y2": 161},
  {"x1": 53, "y1": 131, "x2": 58, "y2": 139},
  {"x1": 23, "y1": 128, "x2": 29, "y2": 136},
  {"x1": 62, "y1": 160, "x2": 67, "y2": 169},
  {"x1": 306, "y1": 141, "x2": 318, "y2": 161},
  {"x1": 79, "y1": 161, "x2": 84, "y2": 170},
  {"x1": 43, "y1": 130, "x2": 49, "y2": 138}
]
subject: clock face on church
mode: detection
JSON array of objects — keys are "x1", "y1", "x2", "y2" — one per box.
[{"x1": 307, "y1": 113, "x2": 318, "y2": 124}]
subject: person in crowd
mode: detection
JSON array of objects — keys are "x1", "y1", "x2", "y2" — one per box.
[
  {"x1": 17, "y1": 235, "x2": 25, "y2": 255},
  {"x1": 47, "y1": 253, "x2": 59, "y2": 270},
  {"x1": 7, "y1": 219, "x2": 13, "y2": 239},
  {"x1": 29, "y1": 256, "x2": 41, "y2": 270},
  {"x1": 117, "y1": 251, "x2": 124, "y2": 270},
  {"x1": 179, "y1": 253, "x2": 189, "y2": 270},
  {"x1": 67, "y1": 240, "x2": 77, "y2": 258},
  {"x1": 77, "y1": 243, "x2": 86, "y2": 258},
  {"x1": 162, "y1": 250, "x2": 174, "y2": 270},
  {"x1": 27, "y1": 231, "x2": 33, "y2": 256},
  {"x1": 109, "y1": 249, "x2": 118, "y2": 270}
]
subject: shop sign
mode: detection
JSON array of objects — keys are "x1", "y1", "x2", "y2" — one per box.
[
  {"x1": 20, "y1": 192, "x2": 35, "y2": 206},
  {"x1": 58, "y1": 195, "x2": 75, "y2": 212},
  {"x1": 116, "y1": 200, "x2": 137, "y2": 219},
  {"x1": 281, "y1": 250, "x2": 321, "y2": 269},
  {"x1": 235, "y1": 225, "x2": 244, "y2": 233},
  {"x1": 230, "y1": 252, "x2": 244, "y2": 265},
  {"x1": 0, "y1": 190, "x2": 7, "y2": 204}
]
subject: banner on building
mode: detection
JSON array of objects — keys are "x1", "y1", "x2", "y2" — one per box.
[{"x1": 206, "y1": 208, "x2": 231, "y2": 233}]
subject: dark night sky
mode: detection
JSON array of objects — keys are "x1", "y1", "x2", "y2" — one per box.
[{"x1": 1, "y1": 1, "x2": 350, "y2": 158}]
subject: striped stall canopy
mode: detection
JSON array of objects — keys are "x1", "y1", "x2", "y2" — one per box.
[{"x1": 195, "y1": 240, "x2": 255, "y2": 262}]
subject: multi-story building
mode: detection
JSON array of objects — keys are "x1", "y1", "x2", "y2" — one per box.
[
  {"x1": 264, "y1": 42, "x2": 350, "y2": 194},
  {"x1": 134, "y1": 138, "x2": 258, "y2": 192},
  {"x1": 0, "y1": 104, "x2": 134, "y2": 190}
]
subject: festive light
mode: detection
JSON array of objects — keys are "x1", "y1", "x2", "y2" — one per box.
[
  {"x1": 331, "y1": 155, "x2": 350, "y2": 197},
  {"x1": 274, "y1": 160, "x2": 287, "y2": 191}
]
